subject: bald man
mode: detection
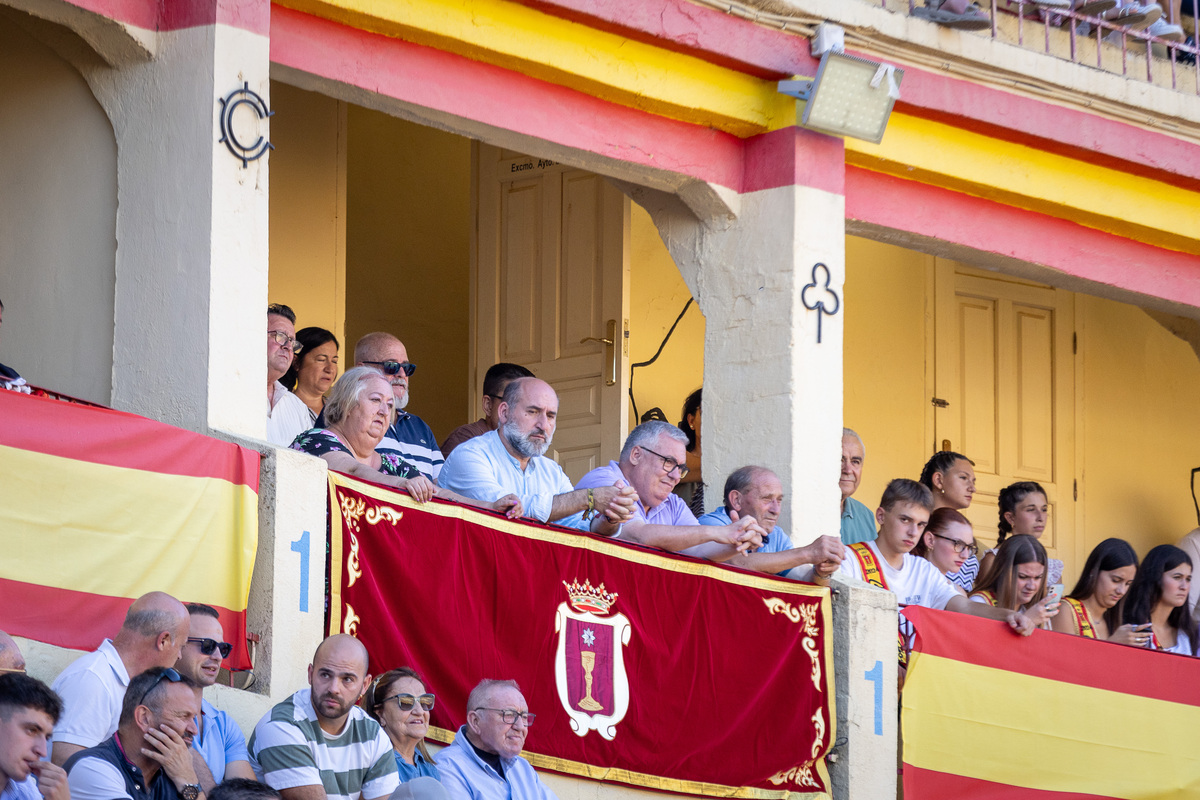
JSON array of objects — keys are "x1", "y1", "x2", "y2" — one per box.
[
  {"x1": 249, "y1": 635, "x2": 398, "y2": 800},
  {"x1": 51, "y1": 591, "x2": 189, "y2": 765},
  {"x1": 0, "y1": 631, "x2": 24, "y2": 674}
]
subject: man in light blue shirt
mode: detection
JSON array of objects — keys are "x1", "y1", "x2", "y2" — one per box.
[
  {"x1": 439, "y1": 378, "x2": 635, "y2": 531},
  {"x1": 437, "y1": 681, "x2": 555, "y2": 800},
  {"x1": 698, "y1": 466, "x2": 842, "y2": 577},
  {"x1": 839, "y1": 429, "x2": 877, "y2": 545}
]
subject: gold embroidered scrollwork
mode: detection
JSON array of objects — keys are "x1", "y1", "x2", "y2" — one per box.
[
  {"x1": 811, "y1": 707, "x2": 825, "y2": 759},
  {"x1": 347, "y1": 530, "x2": 362, "y2": 587},
  {"x1": 767, "y1": 762, "x2": 820, "y2": 789},
  {"x1": 366, "y1": 505, "x2": 402, "y2": 526},
  {"x1": 340, "y1": 495, "x2": 366, "y2": 534},
  {"x1": 343, "y1": 603, "x2": 360, "y2": 636},
  {"x1": 765, "y1": 597, "x2": 823, "y2": 691},
  {"x1": 762, "y1": 597, "x2": 802, "y2": 623}
]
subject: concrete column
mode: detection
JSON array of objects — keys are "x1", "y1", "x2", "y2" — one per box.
[
  {"x1": 82, "y1": 2, "x2": 271, "y2": 438},
  {"x1": 632, "y1": 129, "x2": 846, "y2": 541}
]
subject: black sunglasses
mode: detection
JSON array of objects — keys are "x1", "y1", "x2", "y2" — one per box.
[
  {"x1": 137, "y1": 667, "x2": 183, "y2": 706},
  {"x1": 362, "y1": 360, "x2": 417, "y2": 377},
  {"x1": 188, "y1": 637, "x2": 233, "y2": 658}
]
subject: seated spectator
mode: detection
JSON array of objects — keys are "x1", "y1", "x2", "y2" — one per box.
[
  {"x1": 919, "y1": 451, "x2": 979, "y2": 591},
  {"x1": 441, "y1": 363, "x2": 533, "y2": 458},
  {"x1": 364, "y1": 668, "x2": 440, "y2": 783},
  {"x1": 0, "y1": 297, "x2": 31, "y2": 394},
  {"x1": 51, "y1": 592, "x2": 190, "y2": 765},
  {"x1": 0, "y1": 673, "x2": 69, "y2": 800},
  {"x1": 569, "y1": 421, "x2": 765, "y2": 561},
  {"x1": 698, "y1": 466, "x2": 842, "y2": 576},
  {"x1": 671, "y1": 389, "x2": 705, "y2": 517},
  {"x1": 66, "y1": 666, "x2": 206, "y2": 800},
  {"x1": 969, "y1": 534, "x2": 1060, "y2": 629},
  {"x1": 979, "y1": 481, "x2": 1063, "y2": 587},
  {"x1": 282, "y1": 328, "x2": 340, "y2": 425},
  {"x1": 175, "y1": 604, "x2": 254, "y2": 785},
  {"x1": 839, "y1": 428, "x2": 876, "y2": 545},
  {"x1": 1178, "y1": 527, "x2": 1200, "y2": 614},
  {"x1": 440, "y1": 378, "x2": 632, "y2": 531},
  {"x1": 210, "y1": 779, "x2": 280, "y2": 800},
  {"x1": 249, "y1": 635, "x2": 398, "y2": 800},
  {"x1": 911, "y1": 507, "x2": 978, "y2": 579},
  {"x1": 1122, "y1": 544, "x2": 1198, "y2": 655},
  {"x1": 266, "y1": 304, "x2": 311, "y2": 447},
  {"x1": 0, "y1": 630, "x2": 25, "y2": 673},
  {"x1": 437, "y1": 680, "x2": 556, "y2": 800},
  {"x1": 292, "y1": 368, "x2": 520, "y2": 516},
  {"x1": 1051, "y1": 538, "x2": 1146, "y2": 644}
]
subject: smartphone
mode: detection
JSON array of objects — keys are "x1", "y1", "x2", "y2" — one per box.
[{"x1": 1045, "y1": 583, "x2": 1064, "y2": 605}]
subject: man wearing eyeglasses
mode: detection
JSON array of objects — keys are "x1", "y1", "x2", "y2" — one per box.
[
  {"x1": 437, "y1": 680, "x2": 554, "y2": 800},
  {"x1": 66, "y1": 666, "x2": 206, "y2": 800},
  {"x1": 568, "y1": 421, "x2": 766, "y2": 561},
  {"x1": 51, "y1": 592, "x2": 190, "y2": 766},
  {"x1": 266, "y1": 304, "x2": 312, "y2": 447},
  {"x1": 174, "y1": 604, "x2": 254, "y2": 787},
  {"x1": 248, "y1": 635, "x2": 397, "y2": 800}
]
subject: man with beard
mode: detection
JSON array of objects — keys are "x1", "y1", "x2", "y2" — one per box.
[
  {"x1": 248, "y1": 636, "x2": 397, "y2": 800},
  {"x1": 439, "y1": 378, "x2": 635, "y2": 532},
  {"x1": 66, "y1": 667, "x2": 206, "y2": 800}
]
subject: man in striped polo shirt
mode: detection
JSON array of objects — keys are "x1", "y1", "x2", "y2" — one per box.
[{"x1": 248, "y1": 636, "x2": 397, "y2": 800}]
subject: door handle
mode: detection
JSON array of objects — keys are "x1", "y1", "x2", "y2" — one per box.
[{"x1": 580, "y1": 319, "x2": 618, "y2": 386}]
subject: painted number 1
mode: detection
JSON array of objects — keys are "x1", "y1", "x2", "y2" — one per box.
[
  {"x1": 290, "y1": 530, "x2": 310, "y2": 613},
  {"x1": 864, "y1": 660, "x2": 883, "y2": 735}
]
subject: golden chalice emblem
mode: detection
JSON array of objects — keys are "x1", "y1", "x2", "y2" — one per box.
[{"x1": 577, "y1": 650, "x2": 603, "y2": 711}]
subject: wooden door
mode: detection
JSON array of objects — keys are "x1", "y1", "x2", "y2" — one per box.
[
  {"x1": 473, "y1": 144, "x2": 630, "y2": 483},
  {"x1": 932, "y1": 261, "x2": 1077, "y2": 570}
]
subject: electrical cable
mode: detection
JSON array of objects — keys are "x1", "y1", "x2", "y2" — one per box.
[{"x1": 628, "y1": 297, "x2": 694, "y2": 423}]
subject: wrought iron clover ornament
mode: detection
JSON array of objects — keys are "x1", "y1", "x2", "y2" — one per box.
[
  {"x1": 800, "y1": 262, "x2": 841, "y2": 344},
  {"x1": 219, "y1": 82, "x2": 274, "y2": 168}
]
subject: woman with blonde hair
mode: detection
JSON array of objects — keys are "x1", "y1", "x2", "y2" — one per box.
[{"x1": 364, "y1": 667, "x2": 442, "y2": 782}]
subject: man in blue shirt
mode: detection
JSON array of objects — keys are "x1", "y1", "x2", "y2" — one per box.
[
  {"x1": 839, "y1": 428, "x2": 877, "y2": 545},
  {"x1": 698, "y1": 466, "x2": 842, "y2": 576}
]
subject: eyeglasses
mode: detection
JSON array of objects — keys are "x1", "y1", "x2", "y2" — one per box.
[
  {"x1": 268, "y1": 331, "x2": 303, "y2": 353},
  {"x1": 638, "y1": 446, "x2": 690, "y2": 479},
  {"x1": 384, "y1": 693, "x2": 436, "y2": 712},
  {"x1": 474, "y1": 707, "x2": 536, "y2": 726},
  {"x1": 362, "y1": 360, "x2": 417, "y2": 377},
  {"x1": 137, "y1": 667, "x2": 183, "y2": 707},
  {"x1": 187, "y1": 637, "x2": 233, "y2": 659},
  {"x1": 0, "y1": 667, "x2": 26, "y2": 675},
  {"x1": 930, "y1": 532, "x2": 979, "y2": 557}
]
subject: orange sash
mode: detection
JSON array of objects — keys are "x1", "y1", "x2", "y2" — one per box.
[
  {"x1": 1065, "y1": 597, "x2": 1096, "y2": 639},
  {"x1": 850, "y1": 543, "x2": 908, "y2": 666},
  {"x1": 970, "y1": 589, "x2": 998, "y2": 607}
]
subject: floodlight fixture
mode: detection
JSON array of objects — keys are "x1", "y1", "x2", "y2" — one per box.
[{"x1": 778, "y1": 23, "x2": 903, "y2": 145}]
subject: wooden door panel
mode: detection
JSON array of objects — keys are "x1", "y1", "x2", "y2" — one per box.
[
  {"x1": 957, "y1": 296, "x2": 998, "y2": 476},
  {"x1": 499, "y1": 179, "x2": 543, "y2": 362},
  {"x1": 560, "y1": 172, "x2": 605, "y2": 360},
  {"x1": 1014, "y1": 304, "x2": 1054, "y2": 480}
]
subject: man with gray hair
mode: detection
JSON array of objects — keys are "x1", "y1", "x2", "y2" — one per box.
[
  {"x1": 50, "y1": 592, "x2": 190, "y2": 765},
  {"x1": 440, "y1": 378, "x2": 635, "y2": 531},
  {"x1": 568, "y1": 421, "x2": 765, "y2": 561},
  {"x1": 698, "y1": 466, "x2": 843, "y2": 576},
  {"x1": 839, "y1": 428, "x2": 876, "y2": 545}
]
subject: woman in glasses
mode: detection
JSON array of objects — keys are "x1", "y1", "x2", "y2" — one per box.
[
  {"x1": 912, "y1": 507, "x2": 978, "y2": 579},
  {"x1": 1052, "y1": 538, "x2": 1146, "y2": 644},
  {"x1": 1122, "y1": 544, "x2": 1198, "y2": 656},
  {"x1": 364, "y1": 668, "x2": 441, "y2": 782},
  {"x1": 919, "y1": 451, "x2": 979, "y2": 591},
  {"x1": 968, "y1": 534, "x2": 1060, "y2": 629}
]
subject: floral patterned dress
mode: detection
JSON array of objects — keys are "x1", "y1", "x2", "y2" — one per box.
[{"x1": 291, "y1": 428, "x2": 420, "y2": 478}]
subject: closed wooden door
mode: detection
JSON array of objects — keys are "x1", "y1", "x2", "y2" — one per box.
[{"x1": 473, "y1": 144, "x2": 630, "y2": 483}]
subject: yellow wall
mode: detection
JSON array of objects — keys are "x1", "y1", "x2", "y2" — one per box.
[
  {"x1": 269, "y1": 82, "x2": 347, "y2": 354},
  {"x1": 344, "y1": 107, "x2": 472, "y2": 442},
  {"x1": 627, "y1": 203, "x2": 705, "y2": 428}
]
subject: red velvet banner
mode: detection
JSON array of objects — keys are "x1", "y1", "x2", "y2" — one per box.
[{"x1": 327, "y1": 472, "x2": 834, "y2": 798}]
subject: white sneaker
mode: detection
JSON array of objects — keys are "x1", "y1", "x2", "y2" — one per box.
[{"x1": 1144, "y1": 17, "x2": 1186, "y2": 41}]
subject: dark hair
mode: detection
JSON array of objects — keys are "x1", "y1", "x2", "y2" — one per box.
[
  {"x1": 210, "y1": 779, "x2": 281, "y2": 800},
  {"x1": 911, "y1": 507, "x2": 972, "y2": 559},
  {"x1": 267, "y1": 303, "x2": 296, "y2": 324},
  {"x1": 879, "y1": 478, "x2": 933, "y2": 513},
  {"x1": 1069, "y1": 538, "x2": 1139, "y2": 632},
  {"x1": 120, "y1": 667, "x2": 198, "y2": 725},
  {"x1": 1123, "y1": 545, "x2": 1198, "y2": 656},
  {"x1": 282, "y1": 327, "x2": 340, "y2": 390},
  {"x1": 678, "y1": 388, "x2": 702, "y2": 451},
  {"x1": 483, "y1": 363, "x2": 534, "y2": 398},
  {"x1": 918, "y1": 451, "x2": 975, "y2": 490},
  {"x1": 997, "y1": 481, "x2": 1047, "y2": 543},
  {"x1": 972, "y1": 534, "x2": 1048, "y2": 611},
  {"x1": 185, "y1": 603, "x2": 220, "y2": 620},
  {"x1": 721, "y1": 466, "x2": 773, "y2": 513},
  {"x1": 0, "y1": 673, "x2": 63, "y2": 724},
  {"x1": 364, "y1": 668, "x2": 436, "y2": 764}
]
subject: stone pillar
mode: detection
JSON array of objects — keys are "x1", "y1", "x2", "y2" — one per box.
[
  {"x1": 83, "y1": 0, "x2": 271, "y2": 438},
  {"x1": 634, "y1": 128, "x2": 846, "y2": 541}
]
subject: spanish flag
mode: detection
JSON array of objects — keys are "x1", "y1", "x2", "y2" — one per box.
[
  {"x1": 0, "y1": 390, "x2": 259, "y2": 669},
  {"x1": 902, "y1": 606, "x2": 1200, "y2": 798}
]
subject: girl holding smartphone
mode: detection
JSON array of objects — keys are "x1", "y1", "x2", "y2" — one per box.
[
  {"x1": 969, "y1": 534, "x2": 1060, "y2": 629},
  {"x1": 1122, "y1": 544, "x2": 1198, "y2": 656},
  {"x1": 1052, "y1": 538, "x2": 1146, "y2": 644}
]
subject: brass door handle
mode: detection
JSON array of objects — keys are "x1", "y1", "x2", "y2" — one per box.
[
  {"x1": 580, "y1": 336, "x2": 613, "y2": 345},
  {"x1": 581, "y1": 319, "x2": 618, "y2": 386}
]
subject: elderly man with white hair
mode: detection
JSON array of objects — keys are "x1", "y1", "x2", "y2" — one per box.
[{"x1": 839, "y1": 427, "x2": 876, "y2": 545}]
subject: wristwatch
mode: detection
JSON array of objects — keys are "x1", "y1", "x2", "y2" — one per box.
[{"x1": 181, "y1": 784, "x2": 202, "y2": 800}]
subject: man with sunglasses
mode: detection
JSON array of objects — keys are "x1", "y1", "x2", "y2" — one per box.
[
  {"x1": 266, "y1": 304, "x2": 311, "y2": 447},
  {"x1": 175, "y1": 604, "x2": 254, "y2": 786},
  {"x1": 66, "y1": 666, "x2": 205, "y2": 800},
  {"x1": 568, "y1": 421, "x2": 765, "y2": 561},
  {"x1": 438, "y1": 680, "x2": 554, "y2": 800}
]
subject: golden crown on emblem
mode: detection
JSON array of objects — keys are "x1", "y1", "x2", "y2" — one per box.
[{"x1": 563, "y1": 578, "x2": 618, "y2": 614}]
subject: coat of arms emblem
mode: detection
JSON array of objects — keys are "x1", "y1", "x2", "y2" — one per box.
[{"x1": 553, "y1": 579, "x2": 631, "y2": 740}]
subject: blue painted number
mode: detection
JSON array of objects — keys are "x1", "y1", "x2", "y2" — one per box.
[
  {"x1": 864, "y1": 660, "x2": 883, "y2": 735},
  {"x1": 290, "y1": 530, "x2": 310, "y2": 613}
]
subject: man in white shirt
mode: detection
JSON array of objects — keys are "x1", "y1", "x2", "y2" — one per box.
[{"x1": 266, "y1": 304, "x2": 311, "y2": 447}]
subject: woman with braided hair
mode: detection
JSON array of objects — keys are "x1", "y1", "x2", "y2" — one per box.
[
  {"x1": 978, "y1": 481, "x2": 1064, "y2": 588},
  {"x1": 919, "y1": 451, "x2": 978, "y2": 590}
]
